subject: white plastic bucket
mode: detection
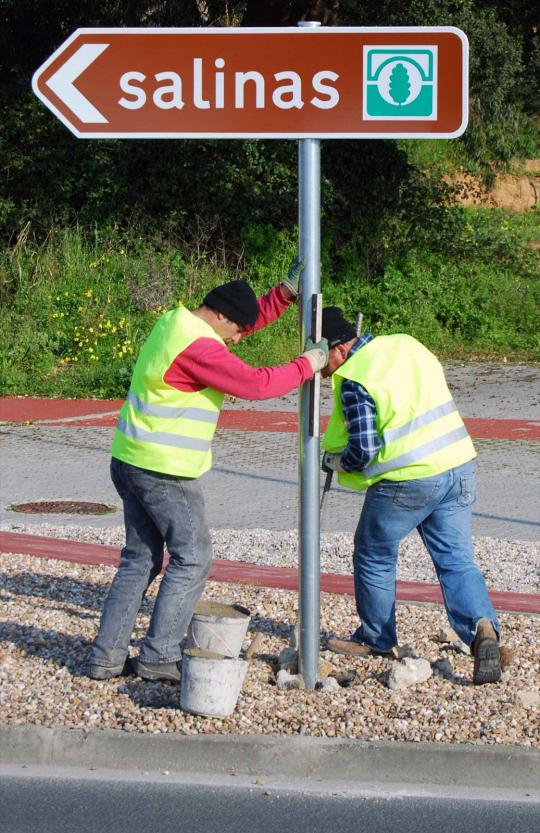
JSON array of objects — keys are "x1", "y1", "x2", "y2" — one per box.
[
  {"x1": 180, "y1": 648, "x2": 249, "y2": 718},
  {"x1": 186, "y1": 601, "x2": 250, "y2": 659}
]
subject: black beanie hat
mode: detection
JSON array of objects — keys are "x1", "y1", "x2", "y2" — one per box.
[
  {"x1": 321, "y1": 306, "x2": 357, "y2": 348},
  {"x1": 203, "y1": 280, "x2": 259, "y2": 329}
]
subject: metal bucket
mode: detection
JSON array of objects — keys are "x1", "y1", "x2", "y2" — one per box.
[
  {"x1": 186, "y1": 601, "x2": 250, "y2": 659},
  {"x1": 180, "y1": 648, "x2": 249, "y2": 718}
]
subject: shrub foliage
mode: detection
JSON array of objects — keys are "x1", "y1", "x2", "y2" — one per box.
[{"x1": 0, "y1": 1, "x2": 538, "y2": 396}]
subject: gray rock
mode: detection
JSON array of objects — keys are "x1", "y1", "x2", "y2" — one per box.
[
  {"x1": 320, "y1": 676, "x2": 340, "y2": 692},
  {"x1": 516, "y1": 689, "x2": 540, "y2": 708},
  {"x1": 435, "y1": 626, "x2": 470, "y2": 655},
  {"x1": 432, "y1": 658, "x2": 455, "y2": 680},
  {"x1": 278, "y1": 646, "x2": 298, "y2": 674},
  {"x1": 387, "y1": 657, "x2": 433, "y2": 690},
  {"x1": 393, "y1": 643, "x2": 416, "y2": 659},
  {"x1": 452, "y1": 640, "x2": 471, "y2": 656},
  {"x1": 275, "y1": 669, "x2": 305, "y2": 690},
  {"x1": 288, "y1": 627, "x2": 300, "y2": 651},
  {"x1": 436, "y1": 626, "x2": 460, "y2": 644}
]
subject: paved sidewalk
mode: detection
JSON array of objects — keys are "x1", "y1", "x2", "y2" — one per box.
[
  {"x1": 1, "y1": 362, "x2": 539, "y2": 540},
  {"x1": 2, "y1": 425, "x2": 537, "y2": 539}
]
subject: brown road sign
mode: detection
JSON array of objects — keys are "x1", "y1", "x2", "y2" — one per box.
[{"x1": 32, "y1": 27, "x2": 468, "y2": 139}]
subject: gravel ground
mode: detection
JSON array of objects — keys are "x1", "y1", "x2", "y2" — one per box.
[
  {"x1": 0, "y1": 551, "x2": 538, "y2": 747},
  {"x1": 2, "y1": 522, "x2": 539, "y2": 592}
]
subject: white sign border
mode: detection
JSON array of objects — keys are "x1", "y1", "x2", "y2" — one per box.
[{"x1": 32, "y1": 26, "x2": 469, "y2": 140}]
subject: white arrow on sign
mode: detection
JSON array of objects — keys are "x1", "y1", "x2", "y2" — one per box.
[{"x1": 46, "y1": 43, "x2": 110, "y2": 124}]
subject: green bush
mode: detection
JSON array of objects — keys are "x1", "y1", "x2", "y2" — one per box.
[
  {"x1": 1, "y1": 209, "x2": 538, "y2": 399},
  {"x1": 323, "y1": 208, "x2": 539, "y2": 358}
]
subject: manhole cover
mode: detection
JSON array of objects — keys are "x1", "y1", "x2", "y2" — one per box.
[{"x1": 8, "y1": 501, "x2": 116, "y2": 515}]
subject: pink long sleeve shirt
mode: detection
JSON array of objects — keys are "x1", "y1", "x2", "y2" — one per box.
[{"x1": 163, "y1": 285, "x2": 313, "y2": 399}]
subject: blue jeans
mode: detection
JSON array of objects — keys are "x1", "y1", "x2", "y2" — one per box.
[
  {"x1": 90, "y1": 458, "x2": 212, "y2": 667},
  {"x1": 351, "y1": 461, "x2": 499, "y2": 651}
]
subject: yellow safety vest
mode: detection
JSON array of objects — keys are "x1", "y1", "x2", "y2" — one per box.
[
  {"x1": 111, "y1": 304, "x2": 224, "y2": 477},
  {"x1": 323, "y1": 334, "x2": 476, "y2": 490}
]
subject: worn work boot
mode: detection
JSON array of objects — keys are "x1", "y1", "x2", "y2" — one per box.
[
  {"x1": 88, "y1": 656, "x2": 135, "y2": 680},
  {"x1": 327, "y1": 638, "x2": 403, "y2": 659},
  {"x1": 136, "y1": 658, "x2": 182, "y2": 683},
  {"x1": 472, "y1": 619, "x2": 501, "y2": 685}
]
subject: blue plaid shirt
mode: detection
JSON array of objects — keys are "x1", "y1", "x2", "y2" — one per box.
[{"x1": 339, "y1": 333, "x2": 382, "y2": 472}]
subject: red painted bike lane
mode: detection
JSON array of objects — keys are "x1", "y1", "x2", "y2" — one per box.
[
  {"x1": 1, "y1": 531, "x2": 538, "y2": 615},
  {"x1": 1, "y1": 397, "x2": 539, "y2": 440}
]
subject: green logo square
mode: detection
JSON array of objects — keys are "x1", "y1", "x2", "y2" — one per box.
[{"x1": 363, "y1": 46, "x2": 438, "y2": 120}]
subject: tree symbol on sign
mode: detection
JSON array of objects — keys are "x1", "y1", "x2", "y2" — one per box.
[{"x1": 389, "y1": 62, "x2": 410, "y2": 105}]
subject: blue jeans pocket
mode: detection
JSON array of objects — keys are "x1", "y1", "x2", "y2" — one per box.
[
  {"x1": 458, "y1": 474, "x2": 476, "y2": 506},
  {"x1": 371, "y1": 480, "x2": 399, "y2": 500},
  {"x1": 392, "y1": 479, "x2": 440, "y2": 509},
  {"x1": 125, "y1": 465, "x2": 170, "y2": 505}
]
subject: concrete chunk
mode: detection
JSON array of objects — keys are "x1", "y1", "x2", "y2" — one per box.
[{"x1": 387, "y1": 657, "x2": 433, "y2": 690}]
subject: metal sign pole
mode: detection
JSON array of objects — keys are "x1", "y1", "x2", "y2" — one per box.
[
  {"x1": 297, "y1": 19, "x2": 322, "y2": 688},
  {"x1": 298, "y1": 136, "x2": 321, "y2": 689}
]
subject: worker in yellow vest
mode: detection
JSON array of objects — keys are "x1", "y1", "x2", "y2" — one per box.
[
  {"x1": 320, "y1": 306, "x2": 501, "y2": 685},
  {"x1": 88, "y1": 260, "x2": 329, "y2": 682}
]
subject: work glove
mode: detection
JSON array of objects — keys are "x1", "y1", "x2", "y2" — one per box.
[
  {"x1": 281, "y1": 257, "x2": 305, "y2": 299},
  {"x1": 301, "y1": 337, "x2": 329, "y2": 373},
  {"x1": 322, "y1": 451, "x2": 344, "y2": 473}
]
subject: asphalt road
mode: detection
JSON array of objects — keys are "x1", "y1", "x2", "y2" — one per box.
[{"x1": 1, "y1": 766, "x2": 539, "y2": 833}]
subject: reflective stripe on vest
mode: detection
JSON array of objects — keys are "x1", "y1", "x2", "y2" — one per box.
[
  {"x1": 381, "y1": 400, "x2": 457, "y2": 444},
  {"x1": 126, "y1": 391, "x2": 219, "y2": 425},
  {"x1": 117, "y1": 418, "x2": 212, "y2": 452},
  {"x1": 364, "y1": 425, "x2": 469, "y2": 478}
]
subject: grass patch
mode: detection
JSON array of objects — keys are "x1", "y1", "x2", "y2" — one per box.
[{"x1": 0, "y1": 209, "x2": 538, "y2": 399}]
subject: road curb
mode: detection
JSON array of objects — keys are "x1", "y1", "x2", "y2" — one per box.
[{"x1": 1, "y1": 724, "x2": 539, "y2": 790}]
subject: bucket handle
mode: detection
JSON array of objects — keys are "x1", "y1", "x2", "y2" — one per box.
[{"x1": 190, "y1": 622, "x2": 238, "y2": 658}]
